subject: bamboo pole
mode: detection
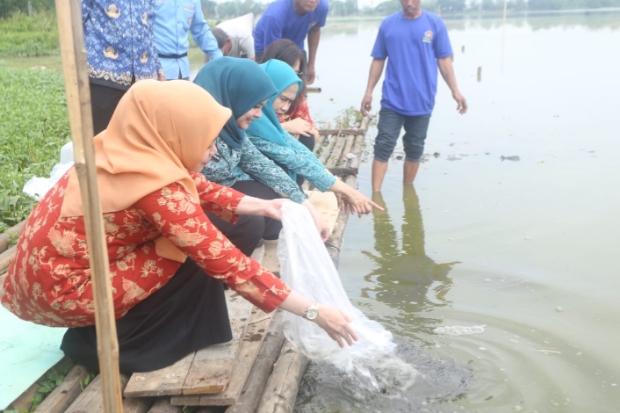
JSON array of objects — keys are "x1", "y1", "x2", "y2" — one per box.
[{"x1": 54, "y1": 1, "x2": 123, "y2": 412}]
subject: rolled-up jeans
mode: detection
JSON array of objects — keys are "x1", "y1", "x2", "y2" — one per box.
[{"x1": 373, "y1": 107, "x2": 431, "y2": 163}]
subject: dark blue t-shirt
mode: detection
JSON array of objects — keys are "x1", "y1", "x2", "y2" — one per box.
[
  {"x1": 253, "y1": 0, "x2": 329, "y2": 54},
  {"x1": 371, "y1": 11, "x2": 453, "y2": 116}
]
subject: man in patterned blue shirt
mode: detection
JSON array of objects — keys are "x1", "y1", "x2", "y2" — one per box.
[
  {"x1": 154, "y1": 0, "x2": 222, "y2": 80},
  {"x1": 82, "y1": 0, "x2": 164, "y2": 134}
]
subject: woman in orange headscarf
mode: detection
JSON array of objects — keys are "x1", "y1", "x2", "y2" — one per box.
[{"x1": 1, "y1": 80, "x2": 357, "y2": 373}]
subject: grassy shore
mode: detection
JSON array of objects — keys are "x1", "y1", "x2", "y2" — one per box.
[{"x1": 0, "y1": 65, "x2": 69, "y2": 231}]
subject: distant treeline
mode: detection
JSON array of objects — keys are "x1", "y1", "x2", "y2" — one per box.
[
  {"x1": 2, "y1": 0, "x2": 620, "y2": 20},
  {"x1": 366, "y1": 0, "x2": 620, "y2": 15}
]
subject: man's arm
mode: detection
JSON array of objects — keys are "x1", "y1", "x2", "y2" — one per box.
[
  {"x1": 306, "y1": 26, "x2": 321, "y2": 85},
  {"x1": 257, "y1": 16, "x2": 284, "y2": 56},
  {"x1": 360, "y1": 58, "x2": 386, "y2": 116},
  {"x1": 437, "y1": 56, "x2": 467, "y2": 114},
  {"x1": 191, "y1": 2, "x2": 223, "y2": 60}
]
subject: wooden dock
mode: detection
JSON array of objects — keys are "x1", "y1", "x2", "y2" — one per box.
[{"x1": 0, "y1": 117, "x2": 370, "y2": 413}]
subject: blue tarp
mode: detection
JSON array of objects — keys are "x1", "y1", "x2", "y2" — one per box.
[{"x1": 0, "y1": 306, "x2": 66, "y2": 409}]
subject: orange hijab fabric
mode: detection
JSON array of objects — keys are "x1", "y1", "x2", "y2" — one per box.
[{"x1": 60, "y1": 80, "x2": 232, "y2": 261}]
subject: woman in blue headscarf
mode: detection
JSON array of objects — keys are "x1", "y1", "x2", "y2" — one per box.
[
  {"x1": 194, "y1": 57, "x2": 329, "y2": 256},
  {"x1": 246, "y1": 59, "x2": 380, "y2": 216}
]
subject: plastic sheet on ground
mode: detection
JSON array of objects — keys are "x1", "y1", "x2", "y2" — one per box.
[
  {"x1": 22, "y1": 141, "x2": 73, "y2": 201},
  {"x1": 0, "y1": 307, "x2": 66, "y2": 409}
]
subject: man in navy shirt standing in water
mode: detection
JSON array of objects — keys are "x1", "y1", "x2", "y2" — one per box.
[
  {"x1": 253, "y1": 0, "x2": 328, "y2": 84},
  {"x1": 361, "y1": 0, "x2": 467, "y2": 192}
]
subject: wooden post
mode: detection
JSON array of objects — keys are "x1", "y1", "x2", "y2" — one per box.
[{"x1": 54, "y1": 1, "x2": 124, "y2": 412}]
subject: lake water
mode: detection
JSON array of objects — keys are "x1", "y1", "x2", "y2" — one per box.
[{"x1": 296, "y1": 10, "x2": 620, "y2": 413}]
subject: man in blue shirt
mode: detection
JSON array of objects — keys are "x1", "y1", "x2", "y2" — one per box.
[
  {"x1": 253, "y1": 0, "x2": 328, "y2": 84},
  {"x1": 154, "y1": 0, "x2": 222, "y2": 80},
  {"x1": 360, "y1": 0, "x2": 467, "y2": 192}
]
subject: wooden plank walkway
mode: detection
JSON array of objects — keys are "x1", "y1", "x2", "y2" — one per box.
[{"x1": 0, "y1": 117, "x2": 371, "y2": 413}]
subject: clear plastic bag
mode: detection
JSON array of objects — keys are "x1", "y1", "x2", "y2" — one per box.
[{"x1": 278, "y1": 202, "x2": 397, "y2": 385}]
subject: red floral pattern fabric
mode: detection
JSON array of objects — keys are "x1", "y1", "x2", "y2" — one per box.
[
  {"x1": 277, "y1": 95, "x2": 314, "y2": 125},
  {"x1": 1, "y1": 171, "x2": 290, "y2": 327}
]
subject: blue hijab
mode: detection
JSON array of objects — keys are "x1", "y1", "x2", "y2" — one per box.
[
  {"x1": 246, "y1": 59, "x2": 303, "y2": 147},
  {"x1": 193, "y1": 57, "x2": 277, "y2": 148}
]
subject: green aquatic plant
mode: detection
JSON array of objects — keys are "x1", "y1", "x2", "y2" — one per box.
[
  {"x1": 0, "y1": 65, "x2": 70, "y2": 231},
  {"x1": 334, "y1": 106, "x2": 363, "y2": 129},
  {"x1": 4, "y1": 361, "x2": 75, "y2": 413}
]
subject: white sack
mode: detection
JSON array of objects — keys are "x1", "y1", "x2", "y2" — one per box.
[{"x1": 278, "y1": 202, "x2": 397, "y2": 381}]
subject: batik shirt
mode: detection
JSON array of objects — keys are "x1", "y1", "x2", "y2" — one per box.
[
  {"x1": 82, "y1": 0, "x2": 163, "y2": 89},
  {"x1": 1, "y1": 171, "x2": 290, "y2": 327},
  {"x1": 277, "y1": 96, "x2": 314, "y2": 126},
  {"x1": 202, "y1": 137, "x2": 307, "y2": 203},
  {"x1": 246, "y1": 131, "x2": 335, "y2": 192}
]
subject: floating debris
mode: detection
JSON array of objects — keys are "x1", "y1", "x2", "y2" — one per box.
[
  {"x1": 433, "y1": 152, "x2": 440, "y2": 158},
  {"x1": 447, "y1": 155, "x2": 462, "y2": 161},
  {"x1": 535, "y1": 347, "x2": 562, "y2": 355},
  {"x1": 555, "y1": 306, "x2": 564, "y2": 312},
  {"x1": 501, "y1": 155, "x2": 521, "y2": 161},
  {"x1": 433, "y1": 325, "x2": 486, "y2": 336}
]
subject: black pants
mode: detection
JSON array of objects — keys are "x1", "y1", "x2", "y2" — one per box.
[
  {"x1": 61, "y1": 259, "x2": 231, "y2": 374},
  {"x1": 295, "y1": 135, "x2": 315, "y2": 187},
  {"x1": 90, "y1": 83, "x2": 127, "y2": 135},
  {"x1": 207, "y1": 180, "x2": 282, "y2": 256}
]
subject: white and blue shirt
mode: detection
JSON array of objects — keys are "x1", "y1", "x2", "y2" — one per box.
[
  {"x1": 154, "y1": 0, "x2": 222, "y2": 79},
  {"x1": 82, "y1": 0, "x2": 162, "y2": 89}
]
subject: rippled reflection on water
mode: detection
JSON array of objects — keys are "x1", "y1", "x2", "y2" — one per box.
[
  {"x1": 297, "y1": 9, "x2": 620, "y2": 413},
  {"x1": 297, "y1": 338, "x2": 472, "y2": 413}
]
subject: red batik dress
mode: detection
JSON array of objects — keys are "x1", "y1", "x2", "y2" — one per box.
[{"x1": 1, "y1": 170, "x2": 290, "y2": 372}]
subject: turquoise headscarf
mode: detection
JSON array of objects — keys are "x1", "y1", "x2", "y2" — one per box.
[
  {"x1": 193, "y1": 57, "x2": 277, "y2": 148},
  {"x1": 246, "y1": 59, "x2": 303, "y2": 147}
]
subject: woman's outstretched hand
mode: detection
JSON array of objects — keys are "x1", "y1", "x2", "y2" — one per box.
[
  {"x1": 262, "y1": 199, "x2": 286, "y2": 220},
  {"x1": 236, "y1": 196, "x2": 287, "y2": 220},
  {"x1": 314, "y1": 305, "x2": 359, "y2": 348},
  {"x1": 331, "y1": 181, "x2": 384, "y2": 217}
]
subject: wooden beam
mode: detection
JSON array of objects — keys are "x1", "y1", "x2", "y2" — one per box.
[
  {"x1": 0, "y1": 245, "x2": 16, "y2": 275},
  {"x1": 181, "y1": 293, "x2": 254, "y2": 395},
  {"x1": 0, "y1": 220, "x2": 25, "y2": 253},
  {"x1": 225, "y1": 311, "x2": 284, "y2": 413},
  {"x1": 255, "y1": 342, "x2": 309, "y2": 413},
  {"x1": 146, "y1": 398, "x2": 182, "y2": 413},
  {"x1": 318, "y1": 128, "x2": 365, "y2": 136},
  {"x1": 171, "y1": 307, "x2": 275, "y2": 406},
  {"x1": 33, "y1": 365, "x2": 90, "y2": 413},
  {"x1": 124, "y1": 291, "x2": 253, "y2": 398},
  {"x1": 54, "y1": 1, "x2": 123, "y2": 412},
  {"x1": 64, "y1": 374, "x2": 152, "y2": 413}
]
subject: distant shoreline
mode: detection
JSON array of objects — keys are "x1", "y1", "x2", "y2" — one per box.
[{"x1": 326, "y1": 6, "x2": 620, "y2": 22}]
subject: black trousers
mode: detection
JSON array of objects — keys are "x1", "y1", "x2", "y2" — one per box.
[
  {"x1": 207, "y1": 180, "x2": 283, "y2": 256},
  {"x1": 90, "y1": 83, "x2": 127, "y2": 135},
  {"x1": 295, "y1": 135, "x2": 315, "y2": 187},
  {"x1": 61, "y1": 259, "x2": 231, "y2": 374}
]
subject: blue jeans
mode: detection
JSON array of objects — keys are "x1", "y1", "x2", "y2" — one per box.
[{"x1": 373, "y1": 107, "x2": 431, "y2": 163}]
